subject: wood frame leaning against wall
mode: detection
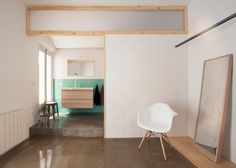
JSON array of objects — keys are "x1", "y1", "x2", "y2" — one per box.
[{"x1": 26, "y1": 6, "x2": 188, "y2": 36}]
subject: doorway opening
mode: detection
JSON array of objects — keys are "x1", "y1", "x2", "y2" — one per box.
[{"x1": 31, "y1": 36, "x2": 105, "y2": 138}]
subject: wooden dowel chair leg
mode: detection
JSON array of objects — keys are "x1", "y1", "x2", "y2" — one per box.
[
  {"x1": 163, "y1": 133, "x2": 173, "y2": 148},
  {"x1": 138, "y1": 131, "x2": 149, "y2": 149},
  {"x1": 148, "y1": 131, "x2": 152, "y2": 139},
  {"x1": 160, "y1": 135, "x2": 167, "y2": 160}
]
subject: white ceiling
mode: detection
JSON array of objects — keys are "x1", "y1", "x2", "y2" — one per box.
[
  {"x1": 50, "y1": 36, "x2": 105, "y2": 48},
  {"x1": 23, "y1": 0, "x2": 190, "y2": 6}
]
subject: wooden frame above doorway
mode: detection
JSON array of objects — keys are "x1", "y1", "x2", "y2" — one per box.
[{"x1": 26, "y1": 6, "x2": 188, "y2": 36}]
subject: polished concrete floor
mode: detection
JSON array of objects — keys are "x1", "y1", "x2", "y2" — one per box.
[
  {"x1": 0, "y1": 137, "x2": 196, "y2": 168},
  {"x1": 30, "y1": 113, "x2": 104, "y2": 137}
]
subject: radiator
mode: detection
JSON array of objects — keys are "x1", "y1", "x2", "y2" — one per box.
[{"x1": 0, "y1": 109, "x2": 27, "y2": 155}]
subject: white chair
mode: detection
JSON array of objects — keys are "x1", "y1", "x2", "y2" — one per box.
[{"x1": 137, "y1": 103, "x2": 178, "y2": 160}]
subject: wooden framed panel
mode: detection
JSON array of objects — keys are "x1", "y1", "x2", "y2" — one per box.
[
  {"x1": 194, "y1": 54, "x2": 233, "y2": 163},
  {"x1": 26, "y1": 6, "x2": 188, "y2": 36}
]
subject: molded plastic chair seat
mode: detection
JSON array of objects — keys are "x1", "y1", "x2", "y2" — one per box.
[
  {"x1": 137, "y1": 103, "x2": 178, "y2": 160},
  {"x1": 138, "y1": 121, "x2": 170, "y2": 133}
]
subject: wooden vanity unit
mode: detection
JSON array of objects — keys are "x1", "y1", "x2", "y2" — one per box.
[{"x1": 61, "y1": 88, "x2": 94, "y2": 108}]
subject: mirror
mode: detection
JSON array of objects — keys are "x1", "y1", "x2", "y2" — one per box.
[
  {"x1": 194, "y1": 55, "x2": 233, "y2": 163},
  {"x1": 67, "y1": 59, "x2": 95, "y2": 77}
]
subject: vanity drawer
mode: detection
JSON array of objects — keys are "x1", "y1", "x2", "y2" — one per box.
[
  {"x1": 62, "y1": 99, "x2": 93, "y2": 108},
  {"x1": 61, "y1": 90, "x2": 93, "y2": 99}
]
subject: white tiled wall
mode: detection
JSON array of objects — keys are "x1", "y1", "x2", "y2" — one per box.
[{"x1": 105, "y1": 35, "x2": 188, "y2": 138}]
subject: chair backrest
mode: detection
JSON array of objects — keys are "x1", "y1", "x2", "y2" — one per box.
[
  {"x1": 149, "y1": 103, "x2": 177, "y2": 120},
  {"x1": 137, "y1": 103, "x2": 178, "y2": 132}
]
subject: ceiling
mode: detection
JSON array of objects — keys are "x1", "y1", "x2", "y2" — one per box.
[
  {"x1": 50, "y1": 36, "x2": 105, "y2": 48},
  {"x1": 23, "y1": 0, "x2": 190, "y2": 6}
]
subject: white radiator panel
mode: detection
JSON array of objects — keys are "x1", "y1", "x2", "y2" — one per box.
[
  {"x1": 5, "y1": 113, "x2": 10, "y2": 152},
  {"x1": 10, "y1": 112, "x2": 14, "y2": 149},
  {"x1": 0, "y1": 115, "x2": 5, "y2": 155},
  {"x1": 13, "y1": 111, "x2": 17, "y2": 147},
  {"x1": 0, "y1": 109, "x2": 27, "y2": 156}
]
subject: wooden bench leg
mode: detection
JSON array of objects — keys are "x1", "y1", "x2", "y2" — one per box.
[
  {"x1": 52, "y1": 105, "x2": 55, "y2": 120},
  {"x1": 56, "y1": 103, "x2": 59, "y2": 119}
]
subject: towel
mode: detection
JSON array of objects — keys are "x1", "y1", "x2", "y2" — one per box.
[
  {"x1": 100, "y1": 84, "x2": 104, "y2": 105},
  {"x1": 94, "y1": 85, "x2": 101, "y2": 105}
]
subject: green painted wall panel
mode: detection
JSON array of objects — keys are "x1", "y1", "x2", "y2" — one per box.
[{"x1": 53, "y1": 79, "x2": 104, "y2": 113}]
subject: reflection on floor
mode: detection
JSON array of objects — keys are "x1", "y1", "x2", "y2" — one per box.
[
  {"x1": 30, "y1": 113, "x2": 104, "y2": 137},
  {"x1": 0, "y1": 137, "x2": 196, "y2": 168}
]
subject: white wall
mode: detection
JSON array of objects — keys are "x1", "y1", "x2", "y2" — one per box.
[
  {"x1": 105, "y1": 35, "x2": 189, "y2": 138},
  {"x1": 54, "y1": 49, "x2": 105, "y2": 79},
  {"x1": 188, "y1": 0, "x2": 236, "y2": 163},
  {"x1": 50, "y1": 36, "x2": 104, "y2": 49},
  {"x1": 0, "y1": 0, "x2": 55, "y2": 154}
]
